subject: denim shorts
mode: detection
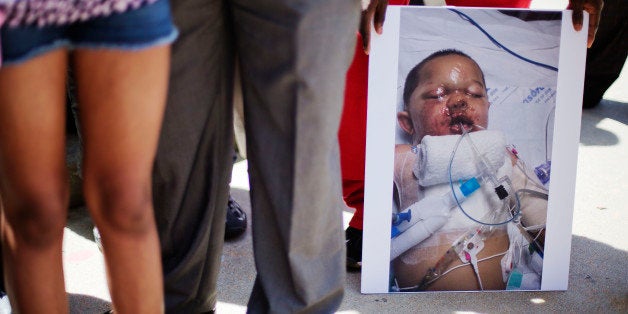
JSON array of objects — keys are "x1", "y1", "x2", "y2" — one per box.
[{"x1": 1, "y1": 0, "x2": 178, "y2": 66}]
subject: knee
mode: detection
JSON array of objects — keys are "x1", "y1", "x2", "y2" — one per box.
[
  {"x1": 3, "y1": 186, "x2": 68, "y2": 248},
  {"x1": 83, "y1": 173, "x2": 155, "y2": 235}
]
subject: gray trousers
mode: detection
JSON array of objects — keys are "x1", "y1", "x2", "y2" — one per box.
[{"x1": 152, "y1": 0, "x2": 361, "y2": 312}]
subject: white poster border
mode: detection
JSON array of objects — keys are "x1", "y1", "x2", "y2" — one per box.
[{"x1": 362, "y1": 6, "x2": 587, "y2": 293}]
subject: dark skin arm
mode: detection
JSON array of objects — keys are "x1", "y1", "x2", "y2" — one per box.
[
  {"x1": 360, "y1": 0, "x2": 389, "y2": 55},
  {"x1": 569, "y1": 0, "x2": 604, "y2": 48}
]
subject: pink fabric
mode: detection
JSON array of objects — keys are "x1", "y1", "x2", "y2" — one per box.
[
  {"x1": 0, "y1": 0, "x2": 157, "y2": 28},
  {"x1": 445, "y1": 0, "x2": 531, "y2": 8},
  {"x1": 0, "y1": 9, "x2": 5, "y2": 67}
]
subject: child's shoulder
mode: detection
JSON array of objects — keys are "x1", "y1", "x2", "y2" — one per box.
[{"x1": 395, "y1": 143, "x2": 414, "y2": 154}]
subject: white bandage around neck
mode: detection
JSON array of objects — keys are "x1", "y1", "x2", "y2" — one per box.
[{"x1": 414, "y1": 130, "x2": 507, "y2": 187}]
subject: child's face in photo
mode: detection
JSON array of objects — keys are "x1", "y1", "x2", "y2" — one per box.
[{"x1": 402, "y1": 54, "x2": 490, "y2": 144}]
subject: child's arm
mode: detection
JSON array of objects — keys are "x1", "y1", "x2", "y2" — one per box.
[{"x1": 394, "y1": 144, "x2": 422, "y2": 210}]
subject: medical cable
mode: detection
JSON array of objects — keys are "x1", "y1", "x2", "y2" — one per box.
[
  {"x1": 512, "y1": 188, "x2": 547, "y2": 255},
  {"x1": 461, "y1": 129, "x2": 546, "y2": 252},
  {"x1": 530, "y1": 227, "x2": 545, "y2": 242},
  {"x1": 524, "y1": 224, "x2": 545, "y2": 232},
  {"x1": 470, "y1": 251, "x2": 484, "y2": 290},
  {"x1": 516, "y1": 188, "x2": 548, "y2": 201},
  {"x1": 515, "y1": 161, "x2": 549, "y2": 191},
  {"x1": 448, "y1": 9, "x2": 559, "y2": 72},
  {"x1": 520, "y1": 217, "x2": 546, "y2": 252},
  {"x1": 395, "y1": 250, "x2": 508, "y2": 291},
  {"x1": 473, "y1": 124, "x2": 541, "y2": 194},
  {"x1": 473, "y1": 124, "x2": 486, "y2": 130},
  {"x1": 410, "y1": 223, "x2": 494, "y2": 291},
  {"x1": 545, "y1": 106, "x2": 555, "y2": 162},
  {"x1": 448, "y1": 128, "x2": 521, "y2": 226},
  {"x1": 514, "y1": 221, "x2": 545, "y2": 257}
]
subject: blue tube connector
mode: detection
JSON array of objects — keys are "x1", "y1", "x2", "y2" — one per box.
[
  {"x1": 459, "y1": 177, "x2": 481, "y2": 197},
  {"x1": 392, "y1": 211, "x2": 412, "y2": 226}
]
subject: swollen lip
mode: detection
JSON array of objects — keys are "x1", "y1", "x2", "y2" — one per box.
[
  {"x1": 449, "y1": 124, "x2": 463, "y2": 134},
  {"x1": 449, "y1": 123, "x2": 472, "y2": 134}
]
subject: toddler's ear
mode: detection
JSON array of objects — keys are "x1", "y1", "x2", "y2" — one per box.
[{"x1": 397, "y1": 111, "x2": 414, "y2": 135}]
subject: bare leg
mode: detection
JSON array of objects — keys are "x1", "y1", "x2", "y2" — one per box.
[
  {"x1": 74, "y1": 45, "x2": 169, "y2": 313},
  {"x1": 0, "y1": 50, "x2": 70, "y2": 313}
]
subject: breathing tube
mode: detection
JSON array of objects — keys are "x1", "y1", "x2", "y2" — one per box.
[{"x1": 449, "y1": 127, "x2": 520, "y2": 227}]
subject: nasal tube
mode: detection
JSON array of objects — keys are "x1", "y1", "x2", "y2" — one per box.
[{"x1": 390, "y1": 178, "x2": 480, "y2": 260}]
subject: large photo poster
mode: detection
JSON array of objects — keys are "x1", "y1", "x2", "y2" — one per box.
[{"x1": 362, "y1": 6, "x2": 587, "y2": 293}]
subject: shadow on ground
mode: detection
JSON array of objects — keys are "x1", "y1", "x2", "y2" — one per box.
[
  {"x1": 216, "y1": 188, "x2": 256, "y2": 308},
  {"x1": 580, "y1": 99, "x2": 627, "y2": 146},
  {"x1": 67, "y1": 206, "x2": 96, "y2": 242}
]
